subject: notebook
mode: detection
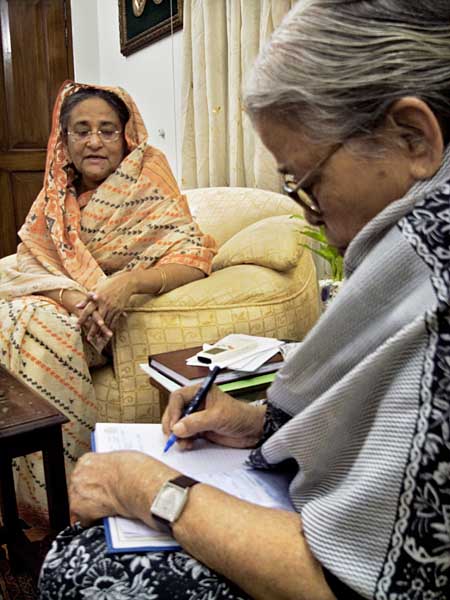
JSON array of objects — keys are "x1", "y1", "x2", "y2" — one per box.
[{"x1": 93, "y1": 422, "x2": 294, "y2": 553}]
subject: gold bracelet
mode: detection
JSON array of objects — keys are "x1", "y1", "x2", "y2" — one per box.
[
  {"x1": 58, "y1": 288, "x2": 66, "y2": 305},
  {"x1": 153, "y1": 267, "x2": 167, "y2": 295}
]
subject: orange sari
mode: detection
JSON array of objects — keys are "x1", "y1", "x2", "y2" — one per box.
[{"x1": 0, "y1": 81, "x2": 216, "y2": 524}]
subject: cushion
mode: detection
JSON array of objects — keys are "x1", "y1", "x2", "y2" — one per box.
[
  {"x1": 185, "y1": 187, "x2": 303, "y2": 246},
  {"x1": 212, "y1": 215, "x2": 304, "y2": 272}
]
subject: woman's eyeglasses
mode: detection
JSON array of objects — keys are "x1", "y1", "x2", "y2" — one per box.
[
  {"x1": 283, "y1": 143, "x2": 342, "y2": 214},
  {"x1": 67, "y1": 127, "x2": 122, "y2": 144}
]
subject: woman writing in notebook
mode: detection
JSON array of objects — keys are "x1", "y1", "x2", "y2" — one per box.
[{"x1": 39, "y1": 1, "x2": 450, "y2": 599}]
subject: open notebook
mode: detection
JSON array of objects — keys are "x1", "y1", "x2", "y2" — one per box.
[{"x1": 93, "y1": 423, "x2": 294, "y2": 553}]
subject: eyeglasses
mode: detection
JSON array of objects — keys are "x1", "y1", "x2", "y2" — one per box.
[
  {"x1": 67, "y1": 127, "x2": 122, "y2": 144},
  {"x1": 283, "y1": 143, "x2": 341, "y2": 214}
]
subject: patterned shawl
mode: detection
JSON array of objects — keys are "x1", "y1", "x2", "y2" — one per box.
[
  {"x1": 0, "y1": 81, "x2": 216, "y2": 299},
  {"x1": 250, "y1": 149, "x2": 450, "y2": 598}
]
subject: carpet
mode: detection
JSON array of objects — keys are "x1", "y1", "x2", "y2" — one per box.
[
  {"x1": 0, "y1": 555, "x2": 36, "y2": 600},
  {"x1": 0, "y1": 533, "x2": 51, "y2": 600}
]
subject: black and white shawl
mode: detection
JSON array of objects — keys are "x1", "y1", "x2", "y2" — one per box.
[{"x1": 250, "y1": 150, "x2": 450, "y2": 599}]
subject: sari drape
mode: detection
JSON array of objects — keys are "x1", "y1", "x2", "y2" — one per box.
[{"x1": 0, "y1": 81, "x2": 216, "y2": 524}]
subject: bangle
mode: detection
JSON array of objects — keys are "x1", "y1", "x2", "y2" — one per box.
[
  {"x1": 153, "y1": 267, "x2": 167, "y2": 295},
  {"x1": 58, "y1": 288, "x2": 66, "y2": 305}
]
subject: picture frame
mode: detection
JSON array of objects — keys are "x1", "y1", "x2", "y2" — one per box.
[{"x1": 118, "y1": 0, "x2": 183, "y2": 57}]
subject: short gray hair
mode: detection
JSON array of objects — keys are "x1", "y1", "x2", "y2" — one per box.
[{"x1": 244, "y1": 0, "x2": 450, "y2": 144}]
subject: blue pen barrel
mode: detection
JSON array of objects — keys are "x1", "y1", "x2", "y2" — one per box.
[
  {"x1": 184, "y1": 365, "x2": 221, "y2": 415},
  {"x1": 164, "y1": 365, "x2": 221, "y2": 453}
]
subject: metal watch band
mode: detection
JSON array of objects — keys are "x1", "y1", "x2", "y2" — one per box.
[{"x1": 152, "y1": 475, "x2": 199, "y2": 535}]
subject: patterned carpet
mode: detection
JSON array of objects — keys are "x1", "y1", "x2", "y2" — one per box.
[
  {"x1": 0, "y1": 533, "x2": 51, "y2": 600},
  {"x1": 0, "y1": 555, "x2": 36, "y2": 600}
]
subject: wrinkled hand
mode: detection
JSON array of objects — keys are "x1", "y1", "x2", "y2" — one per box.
[
  {"x1": 69, "y1": 451, "x2": 179, "y2": 528},
  {"x1": 162, "y1": 385, "x2": 266, "y2": 450},
  {"x1": 76, "y1": 272, "x2": 135, "y2": 337}
]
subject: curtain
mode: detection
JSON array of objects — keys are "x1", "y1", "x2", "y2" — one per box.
[{"x1": 180, "y1": 0, "x2": 296, "y2": 191}]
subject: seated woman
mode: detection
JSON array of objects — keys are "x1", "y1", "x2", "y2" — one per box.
[
  {"x1": 38, "y1": 1, "x2": 450, "y2": 598},
  {"x1": 0, "y1": 82, "x2": 216, "y2": 524}
]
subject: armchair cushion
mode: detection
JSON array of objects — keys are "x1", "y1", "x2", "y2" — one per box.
[{"x1": 212, "y1": 215, "x2": 303, "y2": 272}]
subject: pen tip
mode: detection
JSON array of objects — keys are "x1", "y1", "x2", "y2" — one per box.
[{"x1": 163, "y1": 436, "x2": 175, "y2": 453}]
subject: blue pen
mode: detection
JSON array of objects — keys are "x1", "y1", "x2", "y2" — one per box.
[{"x1": 164, "y1": 365, "x2": 221, "y2": 453}]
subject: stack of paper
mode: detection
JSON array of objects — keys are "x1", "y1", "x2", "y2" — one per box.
[
  {"x1": 141, "y1": 335, "x2": 288, "y2": 396},
  {"x1": 188, "y1": 334, "x2": 284, "y2": 372}
]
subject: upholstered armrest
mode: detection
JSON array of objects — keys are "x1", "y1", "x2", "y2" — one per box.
[{"x1": 100, "y1": 249, "x2": 319, "y2": 423}]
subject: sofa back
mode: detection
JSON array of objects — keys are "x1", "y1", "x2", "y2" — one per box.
[{"x1": 184, "y1": 187, "x2": 302, "y2": 247}]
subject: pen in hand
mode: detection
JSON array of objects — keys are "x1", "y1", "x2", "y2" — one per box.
[{"x1": 164, "y1": 365, "x2": 221, "y2": 453}]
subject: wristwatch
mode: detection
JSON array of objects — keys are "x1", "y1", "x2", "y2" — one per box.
[{"x1": 151, "y1": 475, "x2": 199, "y2": 534}]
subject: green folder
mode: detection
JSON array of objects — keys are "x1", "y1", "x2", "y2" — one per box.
[{"x1": 218, "y1": 372, "x2": 277, "y2": 393}]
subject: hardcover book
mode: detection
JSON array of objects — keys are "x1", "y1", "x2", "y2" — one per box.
[{"x1": 148, "y1": 346, "x2": 284, "y2": 387}]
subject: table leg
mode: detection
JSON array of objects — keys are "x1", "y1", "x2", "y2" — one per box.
[
  {"x1": 0, "y1": 455, "x2": 34, "y2": 573},
  {"x1": 0, "y1": 455, "x2": 19, "y2": 528},
  {"x1": 42, "y1": 426, "x2": 70, "y2": 533}
]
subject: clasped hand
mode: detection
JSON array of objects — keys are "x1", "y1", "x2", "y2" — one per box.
[{"x1": 76, "y1": 272, "x2": 135, "y2": 347}]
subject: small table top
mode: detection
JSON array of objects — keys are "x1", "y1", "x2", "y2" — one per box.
[{"x1": 0, "y1": 365, "x2": 68, "y2": 440}]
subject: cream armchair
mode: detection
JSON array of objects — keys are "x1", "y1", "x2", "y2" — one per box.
[{"x1": 0, "y1": 187, "x2": 320, "y2": 424}]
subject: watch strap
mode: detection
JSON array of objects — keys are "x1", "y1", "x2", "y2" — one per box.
[
  {"x1": 152, "y1": 475, "x2": 199, "y2": 535},
  {"x1": 171, "y1": 474, "x2": 199, "y2": 489}
]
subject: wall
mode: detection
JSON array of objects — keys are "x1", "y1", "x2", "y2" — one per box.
[
  {"x1": 70, "y1": 0, "x2": 183, "y2": 177},
  {"x1": 70, "y1": 0, "x2": 100, "y2": 84}
]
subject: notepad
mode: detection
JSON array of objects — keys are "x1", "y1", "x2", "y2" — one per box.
[{"x1": 93, "y1": 423, "x2": 294, "y2": 553}]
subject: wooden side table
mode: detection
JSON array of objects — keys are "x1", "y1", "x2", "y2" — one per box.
[{"x1": 0, "y1": 365, "x2": 70, "y2": 574}]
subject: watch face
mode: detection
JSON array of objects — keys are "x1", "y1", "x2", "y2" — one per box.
[{"x1": 152, "y1": 482, "x2": 189, "y2": 523}]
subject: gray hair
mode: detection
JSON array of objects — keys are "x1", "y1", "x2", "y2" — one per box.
[{"x1": 244, "y1": 0, "x2": 450, "y2": 144}]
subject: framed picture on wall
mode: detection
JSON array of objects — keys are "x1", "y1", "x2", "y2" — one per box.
[{"x1": 118, "y1": 0, "x2": 183, "y2": 57}]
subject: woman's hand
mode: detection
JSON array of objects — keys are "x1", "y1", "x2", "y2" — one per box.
[
  {"x1": 162, "y1": 385, "x2": 266, "y2": 450},
  {"x1": 69, "y1": 450, "x2": 179, "y2": 528},
  {"x1": 76, "y1": 272, "x2": 135, "y2": 333},
  {"x1": 56, "y1": 289, "x2": 113, "y2": 347}
]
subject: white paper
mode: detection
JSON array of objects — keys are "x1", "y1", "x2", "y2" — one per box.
[
  {"x1": 95, "y1": 423, "x2": 250, "y2": 473},
  {"x1": 186, "y1": 334, "x2": 284, "y2": 371},
  {"x1": 224, "y1": 346, "x2": 281, "y2": 371},
  {"x1": 94, "y1": 423, "x2": 293, "y2": 552}
]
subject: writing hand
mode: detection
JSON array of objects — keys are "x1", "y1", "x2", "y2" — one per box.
[{"x1": 162, "y1": 385, "x2": 266, "y2": 450}]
